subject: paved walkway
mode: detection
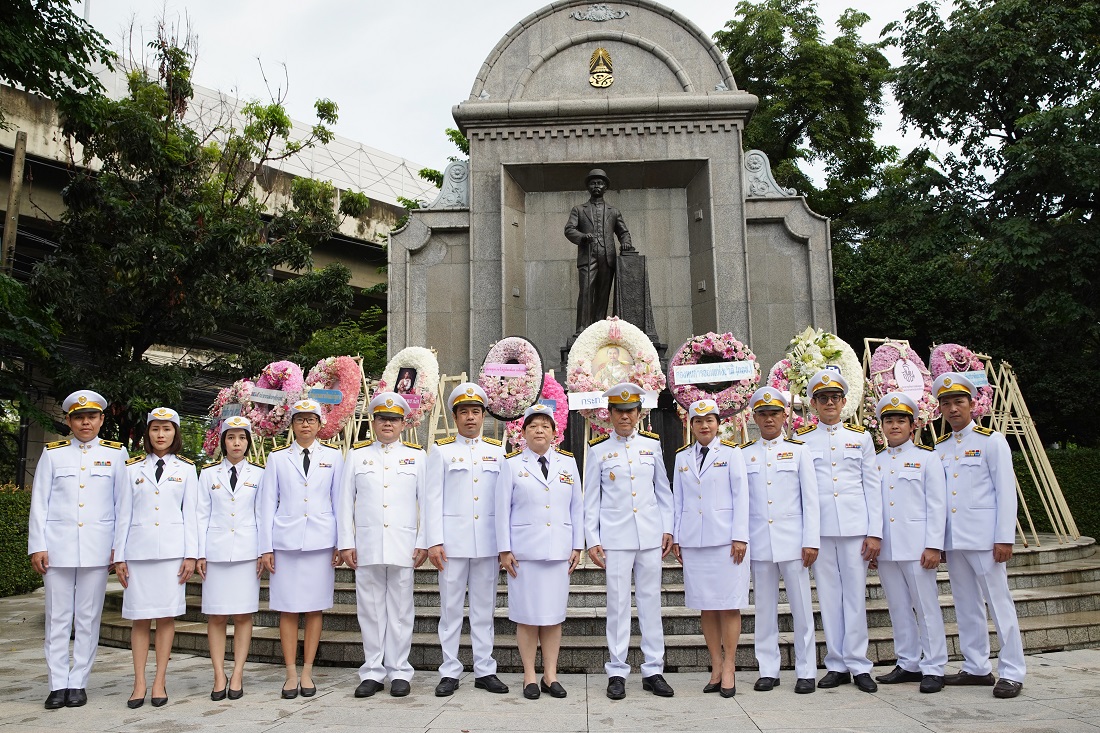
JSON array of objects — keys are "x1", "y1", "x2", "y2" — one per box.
[{"x1": 2, "y1": 588, "x2": 1098, "y2": 733}]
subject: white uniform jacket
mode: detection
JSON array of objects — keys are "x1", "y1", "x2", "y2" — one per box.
[
  {"x1": 423, "y1": 435, "x2": 504, "y2": 558},
  {"x1": 338, "y1": 440, "x2": 426, "y2": 567},
  {"x1": 259, "y1": 441, "x2": 344, "y2": 554},
  {"x1": 935, "y1": 422, "x2": 1016, "y2": 551},
  {"x1": 742, "y1": 436, "x2": 820, "y2": 563},
  {"x1": 28, "y1": 438, "x2": 129, "y2": 567},
  {"x1": 583, "y1": 430, "x2": 673, "y2": 551},
  {"x1": 672, "y1": 439, "x2": 750, "y2": 548},
  {"x1": 875, "y1": 441, "x2": 947, "y2": 562},
  {"x1": 798, "y1": 423, "x2": 882, "y2": 539},
  {"x1": 496, "y1": 447, "x2": 583, "y2": 561},
  {"x1": 197, "y1": 459, "x2": 264, "y2": 562},
  {"x1": 115, "y1": 453, "x2": 199, "y2": 562}
]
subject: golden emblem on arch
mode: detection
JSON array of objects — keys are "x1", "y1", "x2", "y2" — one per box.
[{"x1": 589, "y1": 47, "x2": 613, "y2": 88}]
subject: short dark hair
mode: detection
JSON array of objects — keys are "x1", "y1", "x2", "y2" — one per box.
[
  {"x1": 145, "y1": 420, "x2": 182, "y2": 455},
  {"x1": 220, "y1": 428, "x2": 253, "y2": 456},
  {"x1": 522, "y1": 413, "x2": 556, "y2": 432}
]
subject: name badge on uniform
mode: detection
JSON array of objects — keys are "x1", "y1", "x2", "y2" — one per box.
[
  {"x1": 903, "y1": 462, "x2": 921, "y2": 469},
  {"x1": 965, "y1": 450, "x2": 981, "y2": 458},
  {"x1": 319, "y1": 462, "x2": 333, "y2": 468},
  {"x1": 244, "y1": 481, "x2": 258, "y2": 488},
  {"x1": 777, "y1": 451, "x2": 794, "y2": 460},
  {"x1": 399, "y1": 458, "x2": 416, "y2": 466},
  {"x1": 168, "y1": 476, "x2": 183, "y2": 482},
  {"x1": 93, "y1": 460, "x2": 112, "y2": 466},
  {"x1": 481, "y1": 455, "x2": 497, "y2": 462},
  {"x1": 638, "y1": 449, "x2": 654, "y2": 456},
  {"x1": 844, "y1": 442, "x2": 862, "y2": 450},
  {"x1": 713, "y1": 460, "x2": 727, "y2": 467},
  {"x1": 559, "y1": 471, "x2": 574, "y2": 485}
]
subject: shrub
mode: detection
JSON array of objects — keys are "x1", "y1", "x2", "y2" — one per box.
[
  {"x1": 1015, "y1": 448, "x2": 1100, "y2": 542},
  {"x1": 0, "y1": 484, "x2": 42, "y2": 597}
]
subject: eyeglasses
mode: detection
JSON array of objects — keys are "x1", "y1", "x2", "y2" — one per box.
[{"x1": 813, "y1": 394, "x2": 845, "y2": 404}]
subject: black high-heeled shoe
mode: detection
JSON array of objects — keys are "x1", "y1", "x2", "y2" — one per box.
[
  {"x1": 151, "y1": 688, "x2": 168, "y2": 707},
  {"x1": 210, "y1": 686, "x2": 227, "y2": 701},
  {"x1": 281, "y1": 684, "x2": 299, "y2": 699},
  {"x1": 126, "y1": 692, "x2": 146, "y2": 709},
  {"x1": 227, "y1": 685, "x2": 244, "y2": 700}
]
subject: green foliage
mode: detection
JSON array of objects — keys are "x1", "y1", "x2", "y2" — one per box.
[
  {"x1": 0, "y1": 0, "x2": 115, "y2": 128},
  {"x1": 0, "y1": 486, "x2": 41, "y2": 597},
  {"x1": 296, "y1": 306, "x2": 387, "y2": 378},
  {"x1": 414, "y1": 128, "x2": 471, "y2": 194},
  {"x1": 1015, "y1": 448, "x2": 1100, "y2": 542},
  {"x1": 0, "y1": 275, "x2": 61, "y2": 430}
]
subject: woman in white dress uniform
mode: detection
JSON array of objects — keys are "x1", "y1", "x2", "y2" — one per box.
[
  {"x1": 114, "y1": 407, "x2": 198, "y2": 708},
  {"x1": 671, "y1": 399, "x2": 750, "y2": 697},
  {"x1": 196, "y1": 415, "x2": 263, "y2": 700},
  {"x1": 259, "y1": 399, "x2": 344, "y2": 699},
  {"x1": 496, "y1": 404, "x2": 583, "y2": 700}
]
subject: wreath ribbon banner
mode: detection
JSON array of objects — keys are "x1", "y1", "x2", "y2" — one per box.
[
  {"x1": 251, "y1": 388, "x2": 288, "y2": 405},
  {"x1": 483, "y1": 363, "x2": 528, "y2": 377},
  {"x1": 672, "y1": 361, "x2": 755, "y2": 384},
  {"x1": 567, "y1": 390, "x2": 659, "y2": 410},
  {"x1": 962, "y1": 370, "x2": 989, "y2": 387},
  {"x1": 308, "y1": 389, "x2": 344, "y2": 404}
]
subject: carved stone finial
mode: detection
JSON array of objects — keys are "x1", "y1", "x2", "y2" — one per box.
[
  {"x1": 744, "y1": 149, "x2": 797, "y2": 198},
  {"x1": 714, "y1": 81, "x2": 729, "y2": 91},
  {"x1": 570, "y1": 4, "x2": 629, "y2": 22},
  {"x1": 478, "y1": 90, "x2": 490, "y2": 100},
  {"x1": 427, "y1": 160, "x2": 469, "y2": 209}
]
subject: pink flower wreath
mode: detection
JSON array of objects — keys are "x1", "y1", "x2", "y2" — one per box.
[
  {"x1": 247, "y1": 360, "x2": 304, "y2": 439},
  {"x1": 505, "y1": 372, "x2": 569, "y2": 450},
  {"x1": 667, "y1": 332, "x2": 759, "y2": 418},
  {"x1": 305, "y1": 356, "x2": 363, "y2": 440},
  {"x1": 930, "y1": 343, "x2": 994, "y2": 417}
]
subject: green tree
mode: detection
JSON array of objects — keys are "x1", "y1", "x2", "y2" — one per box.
[
  {"x1": 32, "y1": 28, "x2": 369, "y2": 448},
  {"x1": 296, "y1": 306, "x2": 387, "y2": 378}
]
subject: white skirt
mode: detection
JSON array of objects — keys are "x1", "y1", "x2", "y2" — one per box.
[
  {"x1": 202, "y1": 560, "x2": 260, "y2": 615},
  {"x1": 682, "y1": 544, "x2": 751, "y2": 610},
  {"x1": 268, "y1": 548, "x2": 334, "y2": 613},
  {"x1": 122, "y1": 558, "x2": 186, "y2": 619},
  {"x1": 507, "y1": 559, "x2": 570, "y2": 626}
]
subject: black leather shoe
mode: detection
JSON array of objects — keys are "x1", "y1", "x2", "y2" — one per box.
[
  {"x1": 45, "y1": 690, "x2": 67, "y2": 710},
  {"x1": 641, "y1": 674, "x2": 674, "y2": 697},
  {"x1": 993, "y1": 678, "x2": 1023, "y2": 699},
  {"x1": 151, "y1": 689, "x2": 168, "y2": 708},
  {"x1": 753, "y1": 677, "x2": 780, "y2": 692},
  {"x1": 703, "y1": 681, "x2": 722, "y2": 693},
  {"x1": 540, "y1": 678, "x2": 567, "y2": 698},
  {"x1": 300, "y1": 684, "x2": 317, "y2": 697},
  {"x1": 944, "y1": 671, "x2": 995, "y2": 686},
  {"x1": 606, "y1": 676, "x2": 626, "y2": 700},
  {"x1": 227, "y1": 686, "x2": 244, "y2": 700},
  {"x1": 65, "y1": 688, "x2": 87, "y2": 707},
  {"x1": 390, "y1": 679, "x2": 411, "y2": 697},
  {"x1": 281, "y1": 684, "x2": 299, "y2": 699},
  {"x1": 719, "y1": 685, "x2": 736, "y2": 698},
  {"x1": 523, "y1": 682, "x2": 540, "y2": 700},
  {"x1": 435, "y1": 677, "x2": 460, "y2": 697},
  {"x1": 818, "y1": 671, "x2": 852, "y2": 688},
  {"x1": 354, "y1": 679, "x2": 383, "y2": 698},
  {"x1": 794, "y1": 678, "x2": 816, "y2": 694},
  {"x1": 920, "y1": 675, "x2": 945, "y2": 693},
  {"x1": 854, "y1": 673, "x2": 878, "y2": 693},
  {"x1": 475, "y1": 674, "x2": 509, "y2": 694},
  {"x1": 126, "y1": 690, "x2": 145, "y2": 709},
  {"x1": 210, "y1": 686, "x2": 227, "y2": 701},
  {"x1": 876, "y1": 666, "x2": 923, "y2": 684}
]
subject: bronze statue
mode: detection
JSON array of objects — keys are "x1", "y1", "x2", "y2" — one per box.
[{"x1": 564, "y1": 169, "x2": 634, "y2": 334}]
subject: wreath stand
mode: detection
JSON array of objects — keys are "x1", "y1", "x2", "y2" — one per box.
[{"x1": 424, "y1": 372, "x2": 468, "y2": 447}]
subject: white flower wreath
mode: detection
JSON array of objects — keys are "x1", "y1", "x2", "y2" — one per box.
[
  {"x1": 773, "y1": 327, "x2": 864, "y2": 422},
  {"x1": 378, "y1": 346, "x2": 440, "y2": 428}
]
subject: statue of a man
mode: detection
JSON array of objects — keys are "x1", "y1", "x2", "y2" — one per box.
[{"x1": 564, "y1": 169, "x2": 634, "y2": 334}]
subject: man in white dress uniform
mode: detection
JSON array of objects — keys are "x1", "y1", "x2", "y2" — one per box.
[
  {"x1": 339, "y1": 392, "x2": 428, "y2": 698},
  {"x1": 584, "y1": 382, "x2": 675, "y2": 700},
  {"x1": 28, "y1": 390, "x2": 129, "y2": 709},
  {"x1": 743, "y1": 387, "x2": 820, "y2": 694},
  {"x1": 933, "y1": 373, "x2": 1026, "y2": 699},
  {"x1": 796, "y1": 370, "x2": 881, "y2": 693},
  {"x1": 872, "y1": 392, "x2": 949, "y2": 693},
  {"x1": 425, "y1": 383, "x2": 509, "y2": 697}
]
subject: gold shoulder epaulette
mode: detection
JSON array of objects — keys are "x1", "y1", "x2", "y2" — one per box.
[
  {"x1": 934, "y1": 433, "x2": 952, "y2": 445},
  {"x1": 554, "y1": 446, "x2": 573, "y2": 457},
  {"x1": 844, "y1": 423, "x2": 867, "y2": 433},
  {"x1": 177, "y1": 455, "x2": 195, "y2": 465},
  {"x1": 740, "y1": 439, "x2": 757, "y2": 448},
  {"x1": 403, "y1": 441, "x2": 423, "y2": 450},
  {"x1": 126, "y1": 454, "x2": 145, "y2": 465},
  {"x1": 917, "y1": 444, "x2": 934, "y2": 452},
  {"x1": 270, "y1": 444, "x2": 291, "y2": 453},
  {"x1": 248, "y1": 459, "x2": 265, "y2": 468},
  {"x1": 639, "y1": 430, "x2": 660, "y2": 440},
  {"x1": 352, "y1": 439, "x2": 374, "y2": 449},
  {"x1": 435, "y1": 435, "x2": 456, "y2": 446},
  {"x1": 795, "y1": 424, "x2": 817, "y2": 435},
  {"x1": 100, "y1": 439, "x2": 123, "y2": 449},
  {"x1": 675, "y1": 443, "x2": 691, "y2": 453},
  {"x1": 505, "y1": 449, "x2": 522, "y2": 459},
  {"x1": 202, "y1": 461, "x2": 218, "y2": 470},
  {"x1": 322, "y1": 440, "x2": 341, "y2": 449},
  {"x1": 589, "y1": 434, "x2": 610, "y2": 447},
  {"x1": 876, "y1": 446, "x2": 885, "y2": 455},
  {"x1": 784, "y1": 437, "x2": 805, "y2": 445},
  {"x1": 721, "y1": 439, "x2": 739, "y2": 449},
  {"x1": 483, "y1": 436, "x2": 503, "y2": 447},
  {"x1": 46, "y1": 439, "x2": 70, "y2": 450},
  {"x1": 973, "y1": 425, "x2": 994, "y2": 436}
]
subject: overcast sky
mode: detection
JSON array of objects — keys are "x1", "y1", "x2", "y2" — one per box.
[{"x1": 83, "y1": 0, "x2": 921, "y2": 173}]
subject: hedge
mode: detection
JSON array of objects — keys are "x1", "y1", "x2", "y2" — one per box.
[
  {"x1": 1015, "y1": 448, "x2": 1100, "y2": 542},
  {"x1": 0, "y1": 485, "x2": 42, "y2": 597}
]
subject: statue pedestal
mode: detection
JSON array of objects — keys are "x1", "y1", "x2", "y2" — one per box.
[{"x1": 614, "y1": 251, "x2": 667, "y2": 365}]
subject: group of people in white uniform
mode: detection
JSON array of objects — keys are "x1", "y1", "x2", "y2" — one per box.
[{"x1": 27, "y1": 366, "x2": 1026, "y2": 709}]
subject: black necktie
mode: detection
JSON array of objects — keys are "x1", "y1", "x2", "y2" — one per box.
[
  {"x1": 302, "y1": 448, "x2": 310, "y2": 475},
  {"x1": 699, "y1": 446, "x2": 709, "y2": 469},
  {"x1": 230, "y1": 465, "x2": 238, "y2": 490},
  {"x1": 155, "y1": 458, "x2": 165, "y2": 482},
  {"x1": 539, "y1": 455, "x2": 549, "y2": 479}
]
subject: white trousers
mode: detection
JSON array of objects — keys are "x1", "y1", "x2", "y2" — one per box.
[
  {"x1": 878, "y1": 559, "x2": 948, "y2": 675},
  {"x1": 604, "y1": 547, "x2": 664, "y2": 678},
  {"x1": 946, "y1": 549, "x2": 1026, "y2": 682},
  {"x1": 437, "y1": 556, "x2": 499, "y2": 679},
  {"x1": 815, "y1": 535, "x2": 872, "y2": 674},
  {"x1": 752, "y1": 559, "x2": 816, "y2": 679},
  {"x1": 355, "y1": 565, "x2": 414, "y2": 682},
  {"x1": 44, "y1": 565, "x2": 109, "y2": 690}
]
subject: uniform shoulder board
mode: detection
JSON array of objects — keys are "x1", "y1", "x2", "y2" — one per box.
[
  {"x1": 505, "y1": 449, "x2": 522, "y2": 459},
  {"x1": 740, "y1": 439, "x2": 757, "y2": 448},
  {"x1": 177, "y1": 455, "x2": 195, "y2": 465},
  {"x1": 589, "y1": 434, "x2": 610, "y2": 447},
  {"x1": 554, "y1": 446, "x2": 573, "y2": 457},
  {"x1": 784, "y1": 437, "x2": 805, "y2": 445},
  {"x1": 248, "y1": 459, "x2": 265, "y2": 468},
  {"x1": 483, "y1": 436, "x2": 503, "y2": 447},
  {"x1": 934, "y1": 433, "x2": 952, "y2": 445},
  {"x1": 721, "y1": 439, "x2": 739, "y2": 449},
  {"x1": 352, "y1": 439, "x2": 374, "y2": 449},
  {"x1": 639, "y1": 430, "x2": 660, "y2": 440},
  {"x1": 675, "y1": 443, "x2": 691, "y2": 454},
  {"x1": 270, "y1": 444, "x2": 291, "y2": 453},
  {"x1": 876, "y1": 446, "x2": 885, "y2": 455},
  {"x1": 917, "y1": 444, "x2": 935, "y2": 452},
  {"x1": 46, "y1": 439, "x2": 71, "y2": 450},
  {"x1": 843, "y1": 423, "x2": 866, "y2": 433},
  {"x1": 435, "y1": 435, "x2": 456, "y2": 446},
  {"x1": 403, "y1": 441, "x2": 423, "y2": 450},
  {"x1": 322, "y1": 440, "x2": 341, "y2": 449},
  {"x1": 973, "y1": 425, "x2": 994, "y2": 436},
  {"x1": 100, "y1": 439, "x2": 124, "y2": 449},
  {"x1": 126, "y1": 454, "x2": 145, "y2": 465},
  {"x1": 202, "y1": 461, "x2": 218, "y2": 470},
  {"x1": 795, "y1": 424, "x2": 817, "y2": 436}
]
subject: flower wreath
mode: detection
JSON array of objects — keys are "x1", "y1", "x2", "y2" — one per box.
[
  {"x1": 667, "y1": 332, "x2": 759, "y2": 418},
  {"x1": 202, "y1": 378, "x2": 256, "y2": 455},
  {"x1": 247, "y1": 361, "x2": 304, "y2": 439},
  {"x1": 770, "y1": 327, "x2": 863, "y2": 422},
  {"x1": 478, "y1": 336, "x2": 544, "y2": 421},
  {"x1": 377, "y1": 346, "x2": 439, "y2": 428},
  {"x1": 305, "y1": 356, "x2": 363, "y2": 440},
  {"x1": 868, "y1": 340, "x2": 938, "y2": 427},
  {"x1": 765, "y1": 359, "x2": 815, "y2": 431},
  {"x1": 505, "y1": 372, "x2": 569, "y2": 450},
  {"x1": 566, "y1": 316, "x2": 665, "y2": 433},
  {"x1": 930, "y1": 343, "x2": 994, "y2": 417}
]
